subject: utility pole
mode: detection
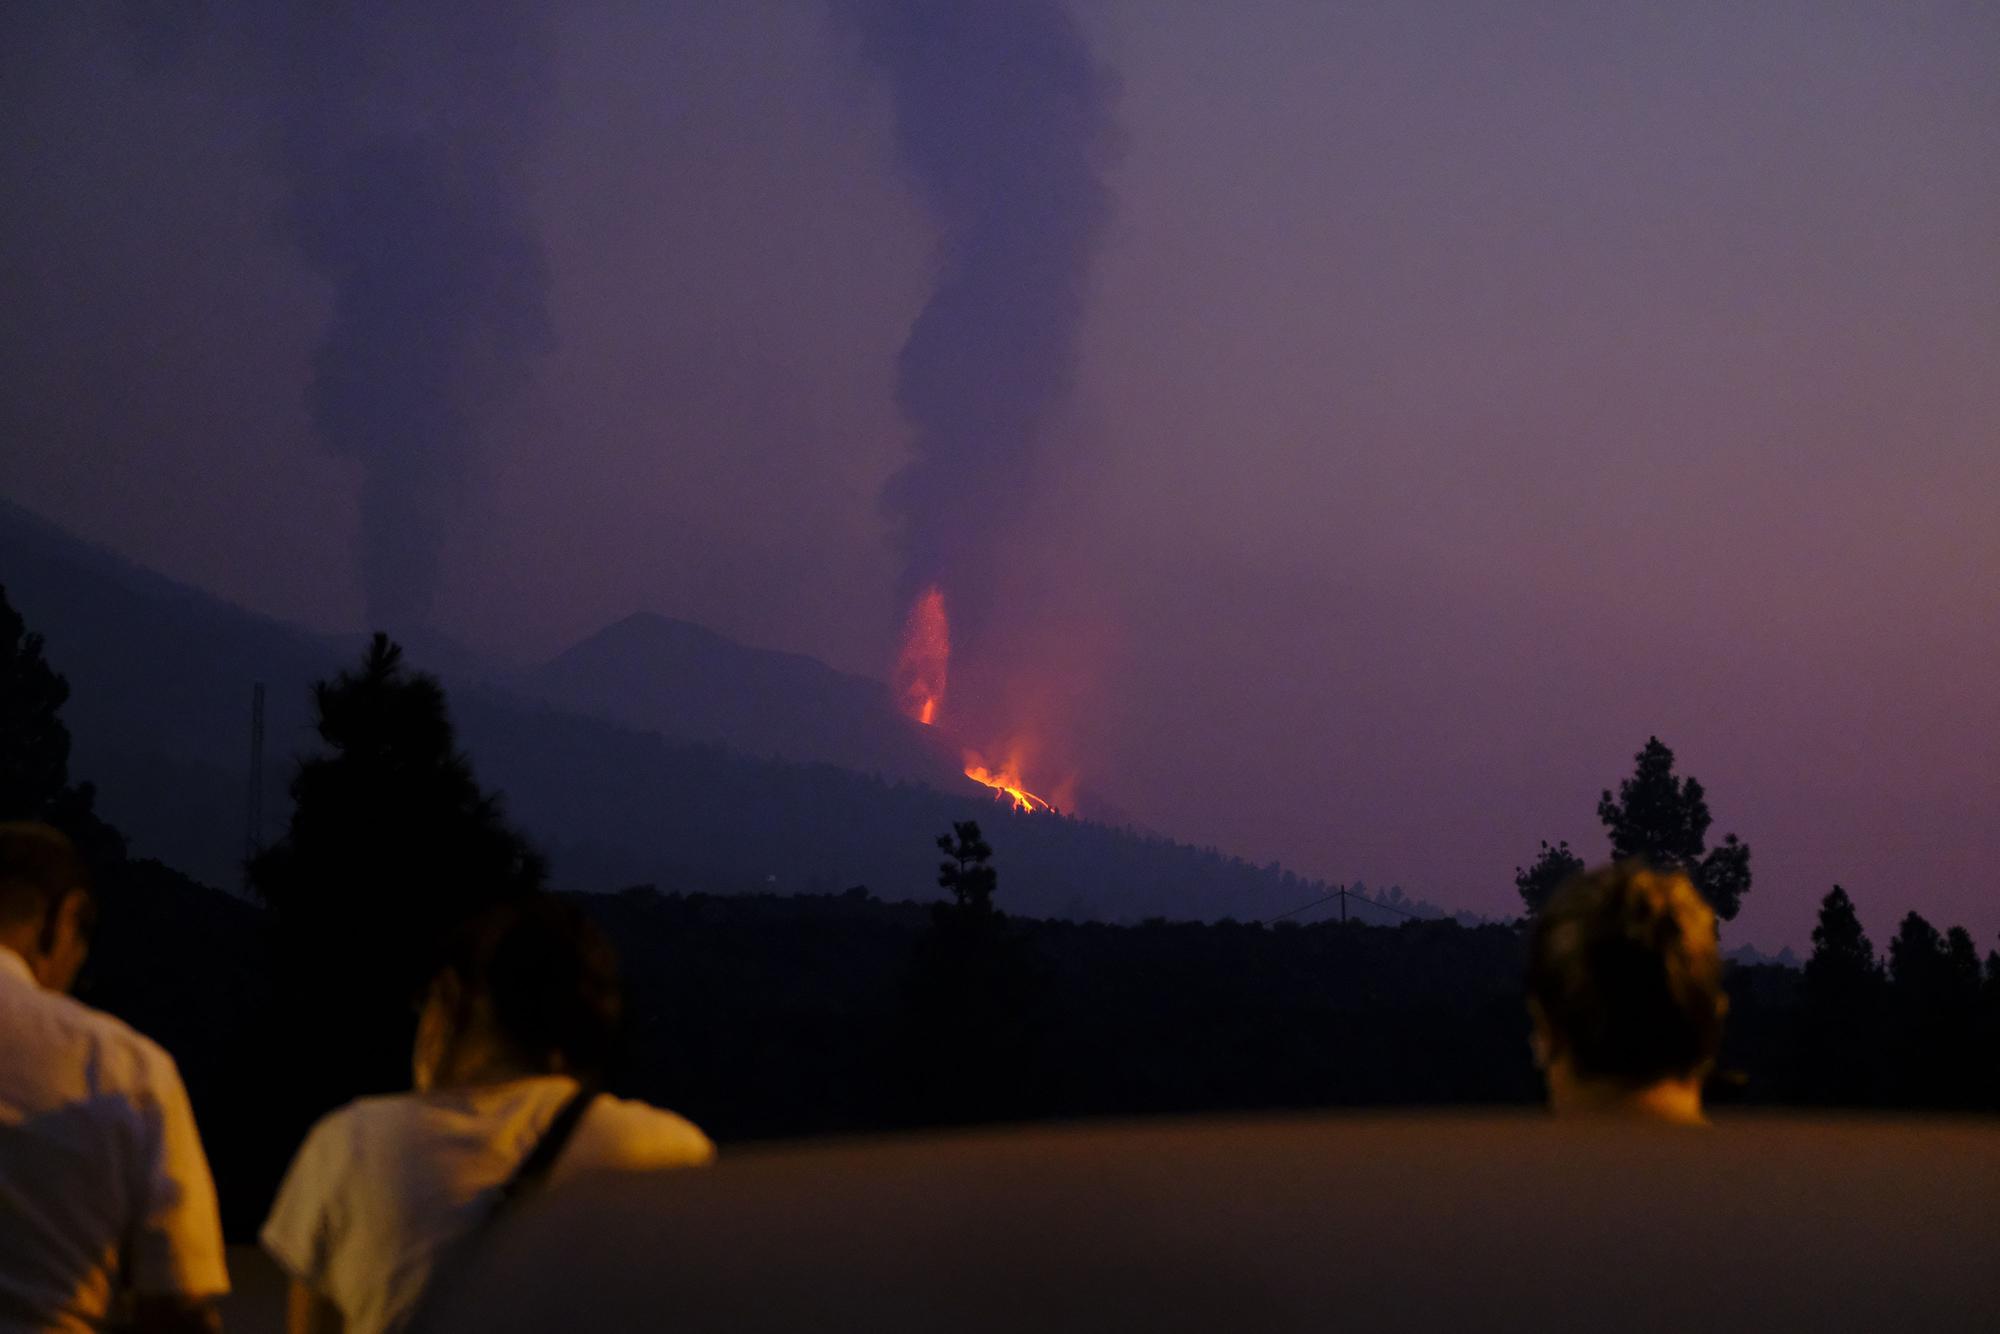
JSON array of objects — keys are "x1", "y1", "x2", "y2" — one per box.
[
  {"x1": 243, "y1": 681, "x2": 265, "y2": 892},
  {"x1": 1339, "y1": 884, "x2": 1347, "y2": 924}
]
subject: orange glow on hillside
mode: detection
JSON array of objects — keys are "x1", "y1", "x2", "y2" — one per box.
[
  {"x1": 894, "y1": 585, "x2": 1072, "y2": 813},
  {"x1": 964, "y1": 751, "x2": 1058, "y2": 814},
  {"x1": 894, "y1": 585, "x2": 949, "y2": 725}
]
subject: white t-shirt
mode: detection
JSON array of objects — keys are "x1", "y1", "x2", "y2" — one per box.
[
  {"x1": 0, "y1": 945, "x2": 229, "y2": 1333},
  {"x1": 261, "y1": 1075, "x2": 714, "y2": 1334}
]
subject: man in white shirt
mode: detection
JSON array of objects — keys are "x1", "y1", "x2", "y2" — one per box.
[
  {"x1": 261, "y1": 895, "x2": 713, "y2": 1334},
  {"x1": 0, "y1": 822, "x2": 230, "y2": 1333}
]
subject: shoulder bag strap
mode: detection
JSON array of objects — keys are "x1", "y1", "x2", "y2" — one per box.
[
  {"x1": 405, "y1": 1082, "x2": 599, "y2": 1334},
  {"x1": 490, "y1": 1081, "x2": 597, "y2": 1220}
]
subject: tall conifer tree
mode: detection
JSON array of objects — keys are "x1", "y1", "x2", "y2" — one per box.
[
  {"x1": 1596, "y1": 737, "x2": 1752, "y2": 920},
  {"x1": 252, "y1": 634, "x2": 544, "y2": 1107},
  {"x1": 0, "y1": 584, "x2": 124, "y2": 864}
]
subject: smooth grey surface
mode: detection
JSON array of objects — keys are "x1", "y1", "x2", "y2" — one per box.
[{"x1": 423, "y1": 1113, "x2": 2000, "y2": 1332}]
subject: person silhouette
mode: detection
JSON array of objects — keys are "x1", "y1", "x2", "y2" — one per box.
[
  {"x1": 1526, "y1": 862, "x2": 1727, "y2": 1125},
  {"x1": 0, "y1": 821, "x2": 229, "y2": 1332},
  {"x1": 261, "y1": 895, "x2": 713, "y2": 1334}
]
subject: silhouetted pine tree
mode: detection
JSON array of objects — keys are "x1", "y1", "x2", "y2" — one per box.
[
  {"x1": 1883, "y1": 911, "x2": 1980, "y2": 1105},
  {"x1": 903, "y1": 820, "x2": 1042, "y2": 1124},
  {"x1": 251, "y1": 634, "x2": 545, "y2": 1114},
  {"x1": 1943, "y1": 927, "x2": 1981, "y2": 1007},
  {"x1": 936, "y1": 820, "x2": 999, "y2": 919},
  {"x1": 1940, "y1": 926, "x2": 1986, "y2": 1107},
  {"x1": 0, "y1": 584, "x2": 125, "y2": 866},
  {"x1": 1596, "y1": 736, "x2": 1752, "y2": 921},
  {"x1": 1983, "y1": 942, "x2": 2000, "y2": 1110},
  {"x1": 1889, "y1": 912, "x2": 1948, "y2": 996},
  {"x1": 1513, "y1": 839, "x2": 1584, "y2": 917},
  {"x1": 1799, "y1": 885, "x2": 1884, "y2": 1103}
]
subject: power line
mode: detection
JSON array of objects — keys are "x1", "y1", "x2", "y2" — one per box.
[
  {"x1": 1259, "y1": 888, "x2": 1347, "y2": 925},
  {"x1": 1353, "y1": 893, "x2": 1426, "y2": 920},
  {"x1": 1256, "y1": 884, "x2": 1431, "y2": 927}
]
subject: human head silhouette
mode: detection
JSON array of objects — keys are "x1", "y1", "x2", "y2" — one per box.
[
  {"x1": 0, "y1": 821, "x2": 95, "y2": 993},
  {"x1": 413, "y1": 895, "x2": 624, "y2": 1092},
  {"x1": 1526, "y1": 861, "x2": 1726, "y2": 1124}
]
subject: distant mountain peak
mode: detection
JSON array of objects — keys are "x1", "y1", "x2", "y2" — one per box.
[
  {"x1": 556, "y1": 611, "x2": 861, "y2": 683},
  {"x1": 0, "y1": 500, "x2": 1346, "y2": 923},
  {"x1": 533, "y1": 609, "x2": 962, "y2": 787}
]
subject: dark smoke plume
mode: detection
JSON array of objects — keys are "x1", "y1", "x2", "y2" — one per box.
[
  {"x1": 847, "y1": 0, "x2": 1117, "y2": 644},
  {"x1": 251, "y1": 7, "x2": 554, "y2": 631}
]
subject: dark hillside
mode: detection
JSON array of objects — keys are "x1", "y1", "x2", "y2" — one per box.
[
  {"x1": 450, "y1": 682, "x2": 1351, "y2": 921},
  {"x1": 0, "y1": 502, "x2": 331, "y2": 885},
  {"x1": 1, "y1": 504, "x2": 1382, "y2": 921},
  {"x1": 530, "y1": 611, "x2": 966, "y2": 789}
]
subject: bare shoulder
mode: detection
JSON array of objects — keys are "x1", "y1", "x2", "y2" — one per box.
[{"x1": 580, "y1": 1095, "x2": 716, "y2": 1169}]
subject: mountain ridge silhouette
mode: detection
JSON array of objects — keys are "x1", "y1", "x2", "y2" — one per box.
[{"x1": 0, "y1": 500, "x2": 1353, "y2": 922}]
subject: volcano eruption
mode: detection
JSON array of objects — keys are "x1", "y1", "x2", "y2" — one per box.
[
  {"x1": 892, "y1": 585, "x2": 1064, "y2": 815},
  {"x1": 856, "y1": 0, "x2": 1116, "y2": 819}
]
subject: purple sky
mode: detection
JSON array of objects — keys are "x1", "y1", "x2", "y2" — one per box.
[{"x1": 3, "y1": 2, "x2": 1995, "y2": 951}]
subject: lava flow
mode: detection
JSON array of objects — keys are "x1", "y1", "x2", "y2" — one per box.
[
  {"x1": 894, "y1": 584, "x2": 1064, "y2": 814},
  {"x1": 963, "y1": 754, "x2": 1058, "y2": 814},
  {"x1": 894, "y1": 584, "x2": 949, "y2": 726}
]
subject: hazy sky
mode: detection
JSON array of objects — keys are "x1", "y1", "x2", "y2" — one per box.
[{"x1": 3, "y1": 1, "x2": 1995, "y2": 951}]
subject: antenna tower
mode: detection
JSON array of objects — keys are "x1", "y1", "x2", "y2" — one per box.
[{"x1": 244, "y1": 681, "x2": 265, "y2": 891}]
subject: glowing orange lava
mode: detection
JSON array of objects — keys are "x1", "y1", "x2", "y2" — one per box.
[
  {"x1": 896, "y1": 586, "x2": 1066, "y2": 812},
  {"x1": 964, "y1": 752, "x2": 1058, "y2": 814},
  {"x1": 894, "y1": 584, "x2": 949, "y2": 725}
]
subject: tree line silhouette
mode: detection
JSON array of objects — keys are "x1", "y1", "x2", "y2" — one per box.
[
  {"x1": 2, "y1": 586, "x2": 1995, "y2": 1237},
  {"x1": 1515, "y1": 735, "x2": 1751, "y2": 921}
]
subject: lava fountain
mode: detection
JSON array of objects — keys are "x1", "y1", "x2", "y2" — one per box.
[
  {"x1": 894, "y1": 584, "x2": 949, "y2": 726},
  {"x1": 893, "y1": 585, "x2": 1065, "y2": 814}
]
